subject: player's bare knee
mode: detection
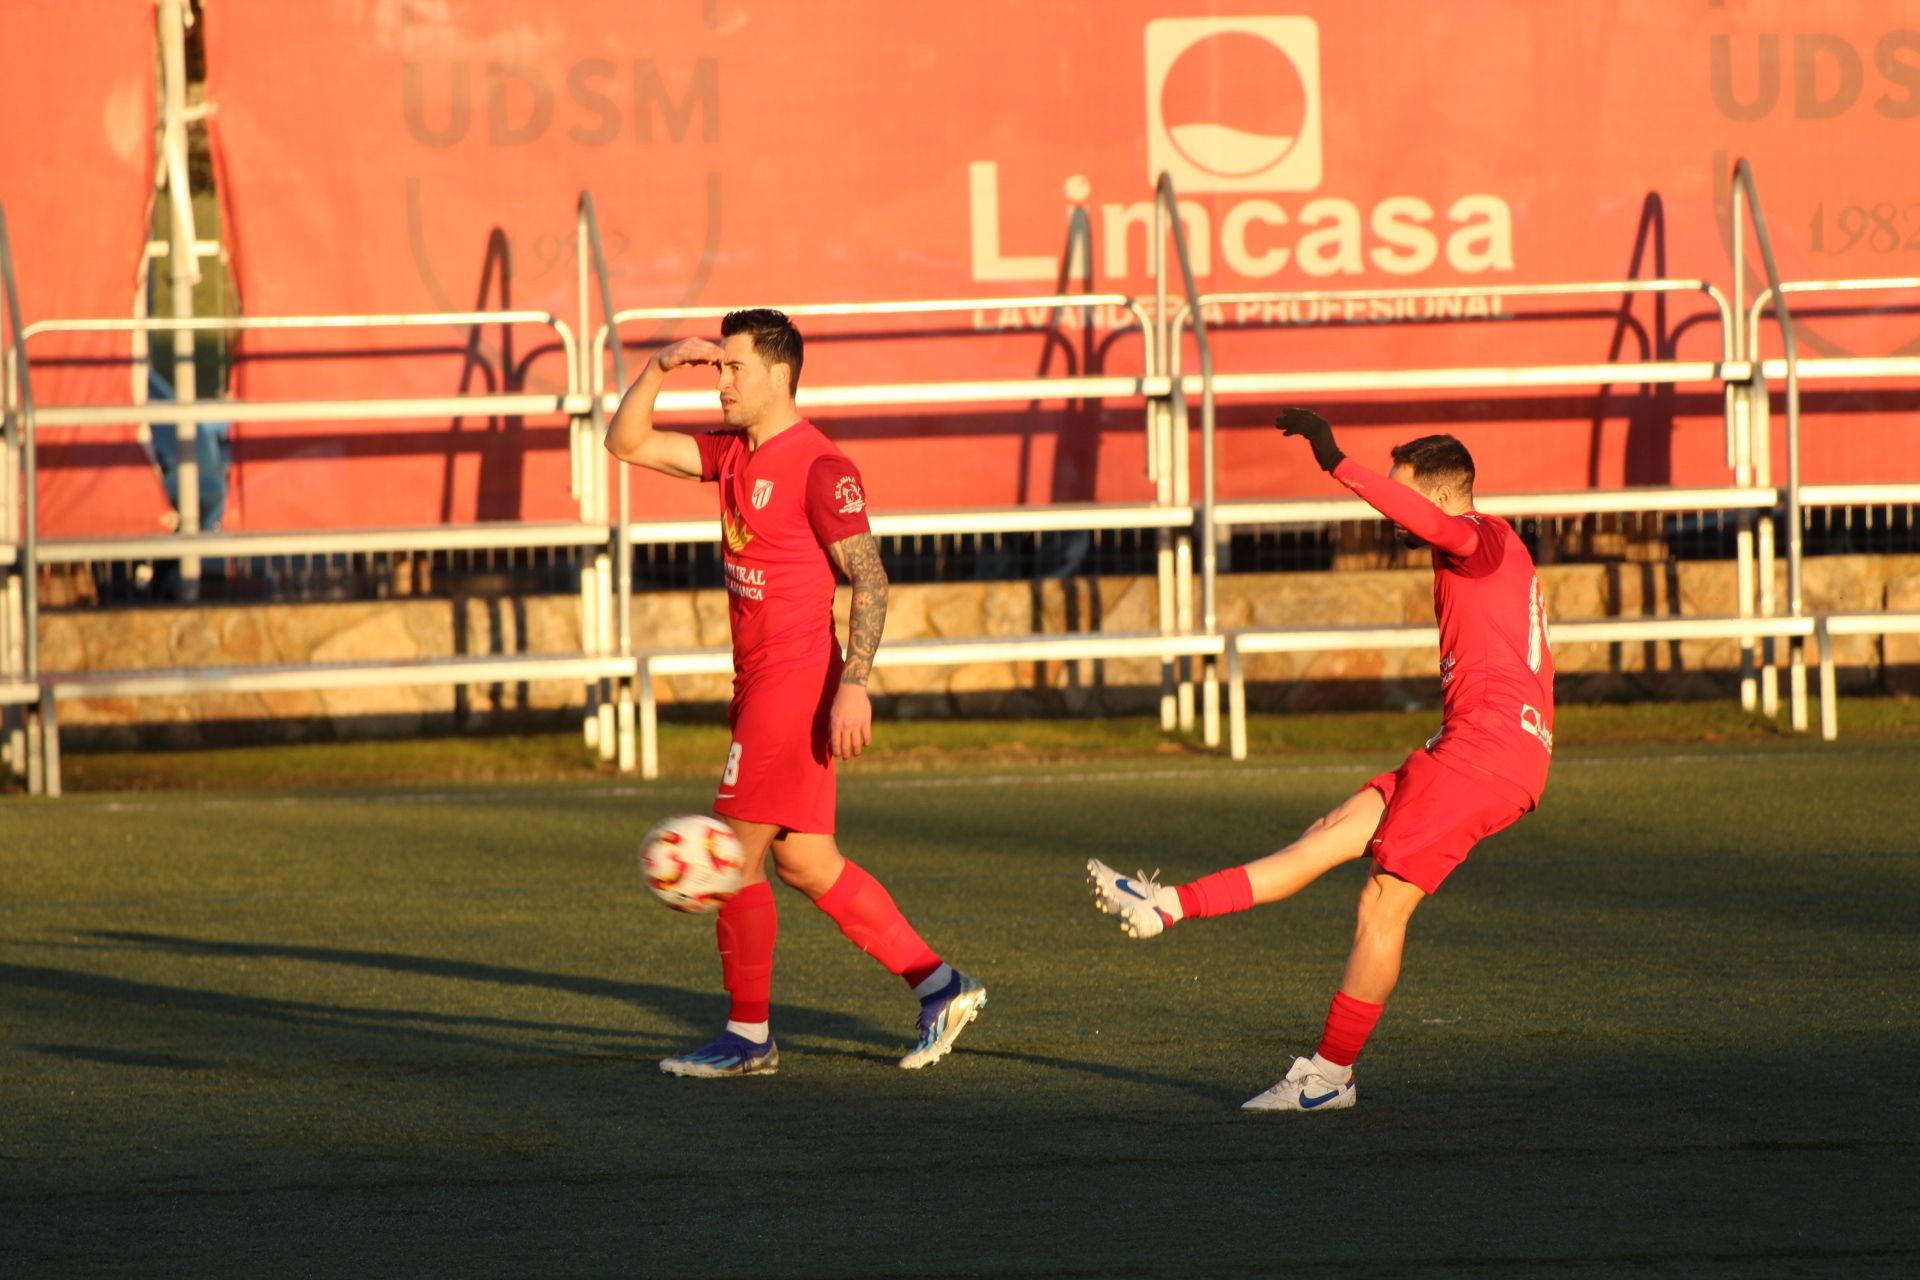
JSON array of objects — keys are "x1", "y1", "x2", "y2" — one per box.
[
  {"x1": 771, "y1": 840, "x2": 845, "y2": 899},
  {"x1": 772, "y1": 858, "x2": 826, "y2": 896},
  {"x1": 1310, "y1": 790, "x2": 1383, "y2": 839},
  {"x1": 1356, "y1": 877, "x2": 1423, "y2": 931}
]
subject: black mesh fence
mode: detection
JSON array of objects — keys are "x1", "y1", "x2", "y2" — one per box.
[{"x1": 36, "y1": 503, "x2": 1919, "y2": 608}]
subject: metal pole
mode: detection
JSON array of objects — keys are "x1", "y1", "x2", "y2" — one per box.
[
  {"x1": 575, "y1": 202, "x2": 603, "y2": 746},
  {"x1": 160, "y1": 0, "x2": 202, "y2": 597},
  {"x1": 1733, "y1": 157, "x2": 1805, "y2": 724},
  {"x1": 1174, "y1": 204, "x2": 1220, "y2": 748},
  {"x1": 1752, "y1": 377, "x2": 1779, "y2": 716},
  {"x1": 1731, "y1": 173, "x2": 1758, "y2": 710},
  {"x1": 580, "y1": 192, "x2": 633, "y2": 764},
  {"x1": 1150, "y1": 179, "x2": 1176, "y2": 732},
  {"x1": 0, "y1": 207, "x2": 37, "y2": 688},
  {"x1": 1156, "y1": 175, "x2": 1210, "y2": 737},
  {"x1": 576, "y1": 205, "x2": 590, "y2": 513},
  {"x1": 1733, "y1": 390, "x2": 1757, "y2": 711},
  {"x1": 1, "y1": 204, "x2": 41, "y2": 790},
  {"x1": 2, "y1": 296, "x2": 16, "y2": 724},
  {"x1": 1725, "y1": 201, "x2": 1757, "y2": 712},
  {"x1": 580, "y1": 556, "x2": 601, "y2": 750},
  {"x1": 3, "y1": 580, "x2": 21, "y2": 778},
  {"x1": 572, "y1": 204, "x2": 595, "y2": 744}
]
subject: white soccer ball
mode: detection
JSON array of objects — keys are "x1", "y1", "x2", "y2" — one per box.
[{"x1": 640, "y1": 814, "x2": 746, "y2": 913}]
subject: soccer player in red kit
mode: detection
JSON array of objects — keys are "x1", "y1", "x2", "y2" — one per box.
[
  {"x1": 606, "y1": 309, "x2": 986, "y2": 1077},
  {"x1": 1089, "y1": 408, "x2": 1553, "y2": 1111}
]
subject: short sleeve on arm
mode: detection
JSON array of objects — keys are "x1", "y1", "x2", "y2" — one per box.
[
  {"x1": 806, "y1": 454, "x2": 872, "y2": 546},
  {"x1": 694, "y1": 430, "x2": 739, "y2": 482}
]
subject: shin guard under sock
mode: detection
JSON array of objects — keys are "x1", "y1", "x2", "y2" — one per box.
[
  {"x1": 716, "y1": 880, "x2": 777, "y2": 1024},
  {"x1": 1315, "y1": 990, "x2": 1385, "y2": 1068},
  {"x1": 813, "y1": 860, "x2": 943, "y2": 988},
  {"x1": 1174, "y1": 866, "x2": 1256, "y2": 921}
]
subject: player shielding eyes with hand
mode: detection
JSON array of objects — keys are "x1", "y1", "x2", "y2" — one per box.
[
  {"x1": 607, "y1": 308, "x2": 986, "y2": 1079},
  {"x1": 1090, "y1": 408, "x2": 1554, "y2": 1112}
]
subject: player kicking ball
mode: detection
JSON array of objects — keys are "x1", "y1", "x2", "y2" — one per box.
[
  {"x1": 607, "y1": 308, "x2": 986, "y2": 1077},
  {"x1": 1090, "y1": 408, "x2": 1553, "y2": 1112}
]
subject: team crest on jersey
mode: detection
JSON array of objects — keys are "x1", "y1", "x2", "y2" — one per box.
[
  {"x1": 834, "y1": 475, "x2": 866, "y2": 514},
  {"x1": 751, "y1": 479, "x2": 774, "y2": 509},
  {"x1": 722, "y1": 506, "x2": 754, "y2": 554}
]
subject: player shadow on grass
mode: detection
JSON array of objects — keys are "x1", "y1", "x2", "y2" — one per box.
[
  {"x1": 0, "y1": 959, "x2": 694, "y2": 1061},
  {"x1": 946, "y1": 1045, "x2": 1251, "y2": 1106},
  {"x1": 45, "y1": 934, "x2": 1261, "y2": 1094},
  {"x1": 63, "y1": 929, "x2": 909, "y2": 1054}
]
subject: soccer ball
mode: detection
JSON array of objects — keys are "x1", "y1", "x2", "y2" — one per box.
[{"x1": 640, "y1": 814, "x2": 746, "y2": 913}]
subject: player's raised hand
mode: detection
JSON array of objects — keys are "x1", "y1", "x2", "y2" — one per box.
[
  {"x1": 829, "y1": 683, "x2": 873, "y2": 761},
  {"x1": 1275, "y1": 406, "x2": 1346, "y2": 474},
  {"x1": 655, "y1": 336, "x2": 724, "y2": 371}
]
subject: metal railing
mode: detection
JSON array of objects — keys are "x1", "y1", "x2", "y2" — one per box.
[
  {"x1": 11, "y1": 159, "x2": 1920, "y2": 794},
  {"x1": 1161, "y1": 273, "x2": 1743, "y2": 743},
  {"x1": 589, "y1": 298, "x2": 1153, "y2": 412},
  {"x1": 1147, "y1": 173, "x2": 1218, "y2": 740},
  {"x1": 576, "y1": 191, "x2": 631, "y2": 764},
  {"x1": 1745, "y1": 275, "x2": 1920, "y2": 515},
  {"x1": 1171, "y1": 277, "x2": 1738, "y2": 389},
  {"x1": 12, "y1": 311, "x2": 582, "y2": 427},
  {"x1": 1, "y1": 204, "x2": 37, "y2": 684},
  {"x1": 588, "y1": 285, "x2": 1172, "y2": 574},
  {"x1": 1729, "y1": 157, "x2": 1808, "y2": 726},
  {"x1": 1, "y1": 201, "x2": 47, "y2": 790},
  {"x1": 1, "y1": 299, "x2": 611, "y2": 792}
]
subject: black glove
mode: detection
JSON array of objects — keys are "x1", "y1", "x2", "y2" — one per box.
[{"x1": 1275, "y1": 407, "x2": 1344, "y2": 473}]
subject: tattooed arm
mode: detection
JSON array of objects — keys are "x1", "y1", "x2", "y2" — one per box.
[
  {"x1": 828, "y1": 531, "x2": 889, "y2": 685},
  {"x1": 826, "y1": 531, "x2": 889, "y2": 759}
]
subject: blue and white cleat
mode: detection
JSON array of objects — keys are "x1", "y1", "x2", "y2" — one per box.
[
  {"x1": 660, "y1": 1030, "x2": 779, "y2": 1078},
  {"x1": 1087, "y1": 858, "x2": 1180, "y2": 939},
  {"x1": 1241, "y1": 1056, "x2": 1357, "y2": 1112},
  {"x1": 899, "y1": 970, "x2": 988, "y2": 1070}
]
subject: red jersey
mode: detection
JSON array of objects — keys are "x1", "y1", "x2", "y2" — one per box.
[
  {"x1": 1335, "y1": 459, "x2": 1555, "y2": 807},
  {"x1": 695, "y1": 420, "x2": 871, "y2": 680}
]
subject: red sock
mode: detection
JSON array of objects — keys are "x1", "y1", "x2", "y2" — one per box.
[
  {"x1": 813, "y1": 860, "x2": 943, "y2": 988},
  {"x1": 716, "y1": 881, "x2": 777, "y2": 1024},
  {"x1": 1316, "y1": 990, "x2": 1385, "y2": 1067},
  {"x1": 1175, "y1": 867, "x2": 1255, "y2": 920}
]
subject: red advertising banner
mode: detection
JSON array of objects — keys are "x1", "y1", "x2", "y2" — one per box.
[
  {"x1": 203, "y1": 0, "x2": 1920, "y2": 527},
  {"x1": 0, "y1": 0, "x2": 157, "y2": 536}
]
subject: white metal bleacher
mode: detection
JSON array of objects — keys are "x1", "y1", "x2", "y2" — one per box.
[
  {"x1": 25, "y1": 654, "x2": 638, "y2": 799},
  {"x1": 7, "y1": 161, "x2": 1920, "y2": 800},
  {"x1": 2, "y1": 197, "x2": 1213, "y2": 794},
  {"x1": 1815, "y1": 612, "x2": 1920, "y2": 742},
  {"x1": 632, "y1": 631, "x2": 1227, "y2": 780},
  {"x1": 1222, "y1": 615, "x2": 1822, "y2": 761}
]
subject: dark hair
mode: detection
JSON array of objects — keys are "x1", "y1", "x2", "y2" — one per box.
[
  {"x1": 721, "y1": 308, "x2": 804, "y2": 393},
  {"x1": 1390, "y1": 434, "x2": 1475, "y2": 493}
]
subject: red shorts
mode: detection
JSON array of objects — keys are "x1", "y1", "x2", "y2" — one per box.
[
  {"x1": 714, "y1": 660, "x2": 839, "y2": 835},
  {"x1": 1361, "y1": 749, "x2": 1526, "y2": 894}
]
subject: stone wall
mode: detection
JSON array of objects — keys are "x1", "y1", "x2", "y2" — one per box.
[{"x1": 37, "y1": 553, "x2": 1920, "y2": 746}]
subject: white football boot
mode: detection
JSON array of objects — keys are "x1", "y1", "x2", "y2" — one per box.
[
  {"x1": 899, "y1": 970, "x2": 988, "y2": 1070},
  {"x1": 1241, "y1": 1055, "x2": 1357, "y2": 1112},
  {"x1": 1086, "y1": 858, "x2": 1181, "y2": 939}
]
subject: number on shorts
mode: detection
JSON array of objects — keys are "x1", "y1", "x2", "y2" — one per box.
[
  {"x1": 1526, "y1": 576, "x2": 1549, "y2": 674},
  {"x1": 722, "y1": 742, "x2": 743, "y2": 786}
]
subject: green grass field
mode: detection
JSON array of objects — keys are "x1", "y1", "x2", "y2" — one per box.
[{"x1": 4, "y1": 726, "x2": 1919, "y2": 1277}]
